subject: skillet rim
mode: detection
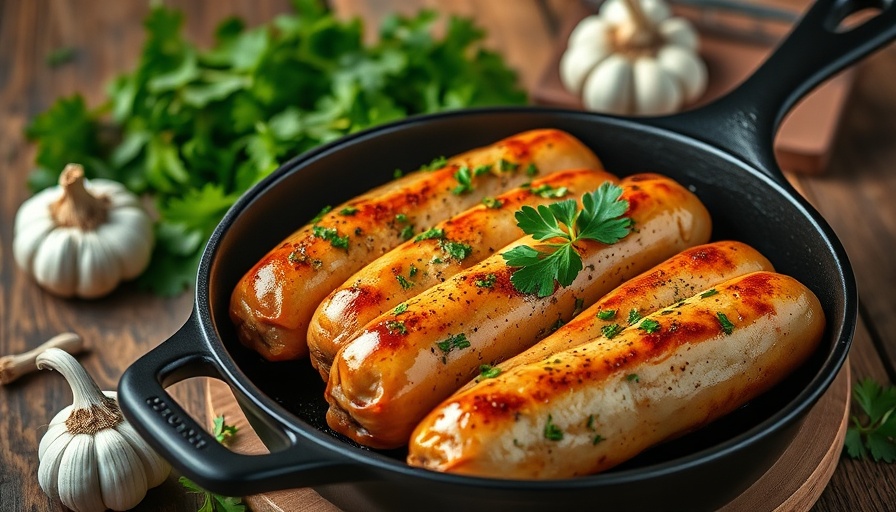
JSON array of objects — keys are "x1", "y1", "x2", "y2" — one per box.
[{"x1": 195, "y1": 104, "x2": 856, "y2": 489}]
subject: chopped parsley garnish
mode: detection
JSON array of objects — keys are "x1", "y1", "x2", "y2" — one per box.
[
  {"x1": 339, "y1": 206, "x2": 358, "y2": 216},
  {"x1": 501, "y1": 183, "x2": 632, "y2": 297},
  {"x1": 395, "y1": 213, "x2": 408, "y2": 223},
  {"x1": 526, "y1": 163, "x2": 539, "y2": 176},
  {"x1": 393, "y1": 169, "x2": 404, "y2": 179},
  {"x1": 431, "y1": 256, "x2": 445, "y2": 264},
  {"x1": 573, "y1": 297, "x2": 585, "y2": 316},
  {"x1": 700, "y1": 289, "x2": 719, "y2": 298},
  {"x1": 396, "y1": 275, "x2": 414, "y2": 290},
  {"x1": 530, "y1": 183, "x2": 568, "y2": 199},
  {"x1": 544, "y1": 414, "x2": 563, "y2": 441},
  {"x1": 639, "y1": 318, "x2": 660, "y2": 334},
  {"x1": 586, "y1": 414, "x2": 596, "y2": 430},
  {"x1": 440, "y1": 239, "x2": 473, "y2": 261},
  {"x1": 627, "y1": 309, "x2": 642, "y2": 325},
  {"x1": 409, "y1": 264, "x2": 418, "y2": 277},
  {"x1": 414, "y1": 227, "x2": 445, "y2": 242},
  {"x1": 602, "y1": 323, "x2": 622, "y2": 339},
  {"x1": 452, "y1": 165, "x2": 473, "y2": 195},
  {"x1": 312, "y1": 225, "x2": 349, "y2": 250},
  {"x1": 593, "y1": 434, "x2": 605, "y2": 445},
  {"x1": 393, "y1": 303, "x2": 408, "y2": 315},
  {"x1": 550, "y1": 318, "x2": 565, "y2": 332},
  {"x1": 626, "y1": 373, "x2": 640, "y2": 382},
  {"x1": 479, "y1": 364, "x2": 502, "y2": 379},
  {"x1": 385, "y1": 320, "x2": 407, "y2": 335},
  {"x1": 499, "y1": 158, "x2": 519, "y2": 172},
  {"x1": 482, "y1": 196, "x2": 503, "y2": 209},
  {"x1": 436, "y1": 333, "x2": 471, "y2": 361},
  {"x1": 399, "y1": 225, "x2": 415, "y2": 240},
  {"x1": 473, "y1": 164, "x2": 492, "y2": 176},
  {"x1": 422, "y1": 155, "x2": 447, "y2": 170},
  {"x1": 475, "y1": 273, "x2": 497, "y2": 288},
  {"x1": 716, "y1": 312, "x2": 735, "y2": 335},
  {"x1": 310, "y1": 205, "x2": 332, "y2": 223},
  {"x1": 597, "y1": 309, "x2": 617, "y2": 321}
]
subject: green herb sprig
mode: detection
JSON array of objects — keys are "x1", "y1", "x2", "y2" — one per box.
[
  {"x1": 180, "y1": 415, "x2": 245, "y2": 511},
  {"x1": 845, "y1": 378, "x2": 896, "y2": 462},
  {"x1": 501, "y1": 183, "x2": 631, "y2": 297},
  {"x1": 25, "y1": 1, "x2": 526, "y2": 296}
]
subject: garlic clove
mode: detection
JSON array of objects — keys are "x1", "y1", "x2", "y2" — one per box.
[
  {"x1": 39, "y1": 421, "x2": 71, "y2": 460},
  {"x1": 659, "y1": 17, "x2": 700, "y2": 50},
  {"x1": 58, "y1": 434, "x2": 106, "y2": 512},
  {"x1": 115, "y1": 420, "x2": 171, "y2": 488},
  {"x1": 633, "y1": 57, "x2": 683, "y2": 115},
  {"x1": 582, "y1": 54, "x2": 634, "y2": 115},
  {"x1": 657, "y1": 45, "x2": 708, "y2": 103},
  {"x1": 77, "y1": 233, "x2": 122, "y2": 299},
  {"x1": 560, "y1": 42, "x2": 613, "y2": 95},
  {"x1": 33, "y1": 228, "x2": 82, "y2": 298},
  {"x1": 99, "y1": 209, "x2": 154, "y2": 279},
  {"x1": 95, "y1": 428, "x2": 149, "y2": 511},
  {"x1": 568, "y1": 15, "x2": 608, "y2": 48},
  {"x1": 12, "y1": 216, "x2": 57, "y2": 275},
  {"x1": 38, "y1": 430, "x2": 74, "y2": 502}
]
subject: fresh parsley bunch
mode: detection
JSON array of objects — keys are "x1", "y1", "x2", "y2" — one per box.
[
  {"x1": 845, "y1": 378, "x2": 896, "y2": 462},
  {"x1": 502, "y1": 183, "x2": 632, "y2": 297},
  {"x1": 24, "y1": 0, "x2": 526, "y2": 295}
]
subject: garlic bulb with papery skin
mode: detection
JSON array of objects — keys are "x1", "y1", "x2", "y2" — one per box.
[
  {"x1": 559, "y1": 0, "x2": 707, "y2": 116},
  {"x1": 36, "y1": 348, "x2": 170, "y2": 512},
  {"x1": 13, "y1": 163, "x2": 153, "y2": 299}
]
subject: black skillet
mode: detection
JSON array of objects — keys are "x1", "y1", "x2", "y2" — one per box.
[{"x1": 118, "y1": 1, "x2": 896, "y2": 510}]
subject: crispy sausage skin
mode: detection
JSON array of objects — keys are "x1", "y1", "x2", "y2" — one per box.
[
  {"x1": 307, "y1": 168, "x2": 620, "y2": 379},
  {"x1": 324, "y1": 174, "x2": 712, "y2": 449},
  {"x1": 407, "y1": 271, "x2": 825, "y2": 479},
  {"x1": 229, "y1": 129, "x2": 602, "y2": 361},
  {"x1": 470, "y1": 240, "x2": 775, "y2": 382}
]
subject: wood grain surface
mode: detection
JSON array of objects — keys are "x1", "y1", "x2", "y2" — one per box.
[{"x1": 2, "y1": 1, "x2": 896, "y2": 511}]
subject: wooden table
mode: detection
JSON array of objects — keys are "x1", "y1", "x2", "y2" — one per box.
[{"x1": 1, "y1": 1, "x2": 894, "y2": 510}]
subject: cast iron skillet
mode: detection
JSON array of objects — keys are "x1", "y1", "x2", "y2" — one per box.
[{"x1": 119, "y1": 1, "x2": 896, "y2": 510}]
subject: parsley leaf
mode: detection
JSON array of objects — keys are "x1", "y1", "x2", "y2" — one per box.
[
  {"x1": 502, "y1": 183, "x2": 630, "y2": 297},
  {"x1": 180, "y1": 416, "x2": 245, "y2": 511},
  {"x1": 596, "y1": 309, "x2": 616, "y2": 320},
  {"x1": 414, "y1": 227, "x2": 445, "y2": 242},
  {"x1": 845, "y1": 378, "x2": 896, "y2": 462},
  {"x1": 716, "y1": 312, "x2": 735, "y2": 335},
  {"x1": 639, "y1": 318, "x2": 660, "y2": 334},
  {"x1": 479, "y1": 364, "x2": 502, "y2": 378},
  {"x1": 212, "y1": 415, "x2": 238, "y2": 444},
  {"x1": 452, "y1": 165, "x2": 473, "y2": 195}
]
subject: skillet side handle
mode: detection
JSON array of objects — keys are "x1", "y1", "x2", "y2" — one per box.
[
  {"x1": 652, "y1": 0, "x2": 896, "y2": 180},
  {"x1": 118, "y1": 315, "x2": 360, "y2": 497}
]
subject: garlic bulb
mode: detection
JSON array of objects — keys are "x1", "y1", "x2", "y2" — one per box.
[
  {"x1": 13, "y1": 163, "x2": 154, "y2": 299},
  {"x1": 559, "y1": 0, "x2": 707, "y2": 115},
  {"x1": 36, "y1": 348, "x2": 170, "y2": 512}
]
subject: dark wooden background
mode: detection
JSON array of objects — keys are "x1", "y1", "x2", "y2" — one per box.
[{"x1": 1, "y1": 0, "x2": 895, "y2": 510}]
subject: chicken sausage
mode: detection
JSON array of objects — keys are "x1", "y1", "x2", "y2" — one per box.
[
  {"x1": 325, "y1": 173, "x2": 712, "y2": 448},
  {"x1": 307, "y1": 168, "x2": 620, "y2": 379},
  {"x1": 407, "y1": 271, "x2": 825, "y2": 479},
  {"x1": 230, "y1": 129, "x2": 602, "y2": 361}
]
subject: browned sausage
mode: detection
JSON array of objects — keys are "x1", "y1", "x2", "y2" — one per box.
[
  {"x1": 407, "y1": 271, "x2": 825, "y2": 479},
  {"x1": 230, "y1": 129, "x2": 602, "y2": 361},
  {"x1": 307, "y1": 168, "x2": 620, "y2": 379},
  {"x1": 325, "y1": 174, "x2": 712, "y2": 448}
]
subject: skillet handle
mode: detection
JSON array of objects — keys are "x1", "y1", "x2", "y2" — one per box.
[
  {"x1": 118, "y1": 315, "x2": 362, "y2": 497},
  {"x1": 651, "y1": 0, "x2": 896, "y2": 180}
]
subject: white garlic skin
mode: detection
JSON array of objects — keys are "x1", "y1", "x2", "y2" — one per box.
[
  {"x1": 36, "y1": 350, "x2": 171, "y2": 512},
  {"x1": 13, "y1": 167, "x2": 154, "y2": 299}
]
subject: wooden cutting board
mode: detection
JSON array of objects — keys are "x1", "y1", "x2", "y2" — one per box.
[{"x1": 204, "y1": 362, "x2": 850, "y2": 512}]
